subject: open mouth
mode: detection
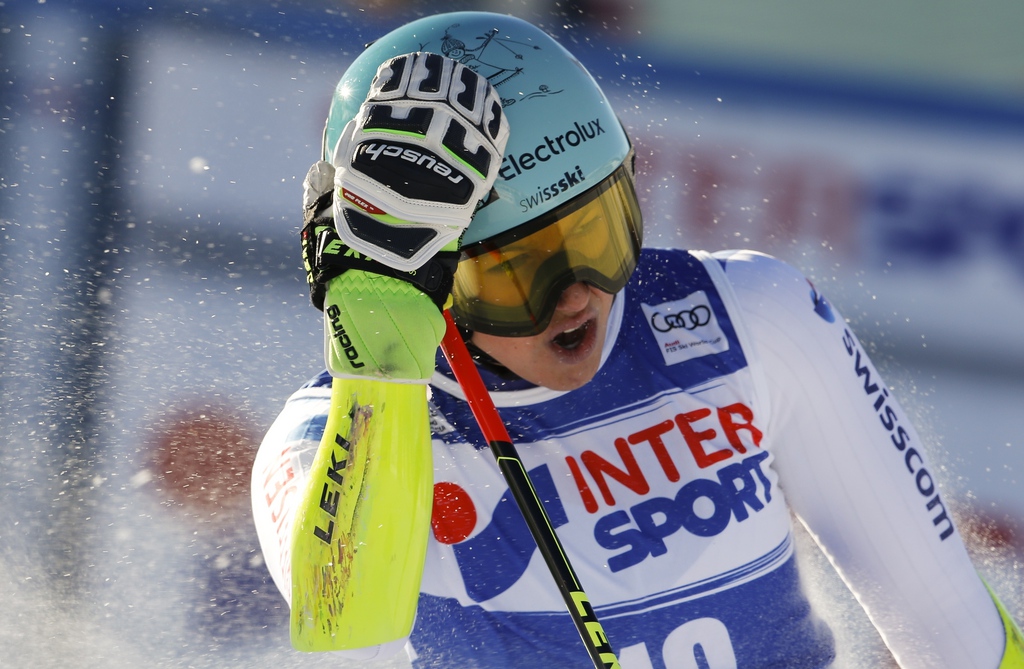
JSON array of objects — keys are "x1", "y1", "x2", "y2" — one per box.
[{"x1": 552, "y1": 320, "x2": 591, "y2": 351}]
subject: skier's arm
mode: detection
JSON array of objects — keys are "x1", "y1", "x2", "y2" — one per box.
[
  {"x1": 717, "y1": 249, "x2": 1020, "y2": 669},
  {"x1": 249, "y1": 378, "x2": 412, "y2": 660},
  {"x1": 276, "y1": 53, "x2": 509, "y2": 656}
]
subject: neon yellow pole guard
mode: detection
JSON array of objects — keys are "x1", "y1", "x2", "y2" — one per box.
[{"x1": 290, "y1": 377, "x2": 433, "y2": 651}]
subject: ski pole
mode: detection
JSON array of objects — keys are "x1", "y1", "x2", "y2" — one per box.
[{"x1": 439, "y1": 310, "x2": 620, "y2": 669}]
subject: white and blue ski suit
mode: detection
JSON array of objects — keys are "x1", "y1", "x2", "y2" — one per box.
[{"x1": 252, "y1": 248, "x2": 1008, "y2": 668}]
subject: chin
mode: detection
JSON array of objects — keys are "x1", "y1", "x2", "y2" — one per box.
[
  {"x1": 536, "y1": 372, "x2": 593, "y2": 392},
  {"x1": 529, "y1": 354, "x2": 602, "y2": 391}
]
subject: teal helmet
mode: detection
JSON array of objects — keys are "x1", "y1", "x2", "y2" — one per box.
[
  {"x1": 324, "y1": 12, "x2": 642, "y2": 336},
  {"x1": 323, "y1": 11, "x2": 634, "y2": 246}
]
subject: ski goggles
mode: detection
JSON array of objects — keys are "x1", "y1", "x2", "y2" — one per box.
[{"x1": 451, "y1": 163, "x2": 643, "y2": 337}]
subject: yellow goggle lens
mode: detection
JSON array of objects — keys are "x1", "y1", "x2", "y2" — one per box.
[{"x1": 452, "y1": 165, "x2": 642, "y2": 337}]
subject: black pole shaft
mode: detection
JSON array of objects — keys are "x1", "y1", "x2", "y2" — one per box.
[{"x1": 439, "y1": 311, "x2": 620, "y2": 669}]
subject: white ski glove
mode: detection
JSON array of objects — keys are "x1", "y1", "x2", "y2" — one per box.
[{"x1": 330, "y1": 52, "x2": 510, "y2": 271}]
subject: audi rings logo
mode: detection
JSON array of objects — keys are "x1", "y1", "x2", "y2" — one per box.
[
  {"x1": 642, "y1": 292, "x2": 730, "y2": 366},
  {"x1": 650, "y1": 305, "x2": 712, "y2": 333}
]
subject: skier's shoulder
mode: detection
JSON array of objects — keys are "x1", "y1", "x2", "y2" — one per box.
[
  {"x1": 709, "y1": 249, "x2": 825, "y2": 315},
  {"x1": 633, "y1": 247, "x2": 811, "y2": 306},
  {"x1": 635, "y1": 246, "x2": 803, "y2": 283},
  {"x1": 278, "y1": 369, "x2": 332, "y2": 402},
  {"x1": 708, "y1": 248, "x2": 807, "y2": 288},
  {"x1": 299, "y1": 369, "x2": 333, "y2": 391},
  {"x1": 633, "y1": 247, "x2": 838, "y2": 352}
]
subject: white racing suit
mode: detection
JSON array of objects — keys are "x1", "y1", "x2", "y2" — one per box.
[{"x1": 252, "y1": 248, "x2": 1008, "y2": 668}]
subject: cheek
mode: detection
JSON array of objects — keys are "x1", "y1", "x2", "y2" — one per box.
[
  {"x1": 586, "y1": 290, "x2": 614, "y2": 326},
  {"x1": 471, "y1": 333, "x2": 543, "y2": 369}
]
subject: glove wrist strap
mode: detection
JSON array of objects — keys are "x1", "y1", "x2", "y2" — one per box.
[{"x1": 313, "y1": 226, "x2": 457, "y2": 311}]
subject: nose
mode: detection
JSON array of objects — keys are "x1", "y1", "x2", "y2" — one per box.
[{"x1": 555, "y1": 282, "x2": 591, "y2": 314}]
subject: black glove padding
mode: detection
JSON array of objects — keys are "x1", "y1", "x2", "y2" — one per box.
[{"x1": 301, "y1": 160, "x2": 458, "y2": 312}]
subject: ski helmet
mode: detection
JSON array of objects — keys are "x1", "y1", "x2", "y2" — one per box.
[
  {"x1": 323, "y1": 12, "x2": 642, "y2": 335},
  {"x1": 324, "y1": 11, "x2": 635, "y2": 243}
]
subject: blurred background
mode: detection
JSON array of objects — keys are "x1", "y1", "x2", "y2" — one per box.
[{"x1": 1, "y1": 0, "x2": 1022, "y2": 667}]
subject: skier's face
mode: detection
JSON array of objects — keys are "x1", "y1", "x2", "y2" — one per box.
[{"x1": 470, "y1": 282, "x2": 613, "y2": 391}]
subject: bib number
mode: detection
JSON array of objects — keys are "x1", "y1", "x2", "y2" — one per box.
[{"x1": 618, "y1": 617, "x2": 737, "y2": 669}]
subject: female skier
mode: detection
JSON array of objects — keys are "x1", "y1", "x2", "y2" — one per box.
[{"x1": 252, "y1": 11, "x2": 1023, "y2": 668}]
